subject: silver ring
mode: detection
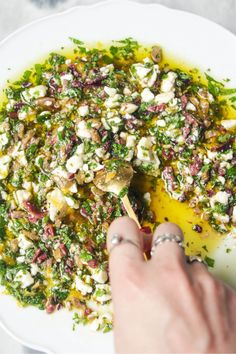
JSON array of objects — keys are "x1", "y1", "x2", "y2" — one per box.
[
  {"x1": 109, "y1": 234, "x2": 140, "y2": 254},
  {"x1": 151, "y1": 233, "x2": 184, "y2": 257},
  {"x1": 187, "y1": 255, "x2": 204, "y2": 264}
]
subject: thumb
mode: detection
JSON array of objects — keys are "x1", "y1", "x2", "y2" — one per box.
[{"x1": 107, "y1": 216, "x2": 144, "y2": 290}]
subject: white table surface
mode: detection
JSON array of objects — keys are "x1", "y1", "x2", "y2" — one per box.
[{"x1": 0, "y1": 1, "x2": 235, "y2": 353}]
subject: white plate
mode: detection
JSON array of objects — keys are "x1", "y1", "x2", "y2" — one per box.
[{"x1": 0, "y1": 1, "x2": 236, "y2": 353}]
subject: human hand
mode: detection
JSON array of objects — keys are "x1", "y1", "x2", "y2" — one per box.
[{"x1": 107, "y1": 217, "x2": 236, "y2": 353}]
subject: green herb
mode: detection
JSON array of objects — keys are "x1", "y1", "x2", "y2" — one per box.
[
  {"x1": 119, "y1": 187, "x2": 128, "y2": 198},
  {"x1": 26, "y1": 143, "x2": 38, "y2": 161},
  {"x1": 80, "y1": 250, "x2": 93, "y2": 262},
  {"x1": 110, "y1": 38, "x2": 140, "y2": 60},
  {"x1": 226, "y1": 166, "x2": 236, "y2": 180},
  {"x1": 112, "y1": 143, "x2": 128, "y2": 159},
  {"x1": 204, "y1": 256, "x2": 215, "y2": 268}
]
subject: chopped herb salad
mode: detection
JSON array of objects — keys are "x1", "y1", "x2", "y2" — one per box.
[{"x1": 0, "y1": 38, "x2": 235, "y2": 332}]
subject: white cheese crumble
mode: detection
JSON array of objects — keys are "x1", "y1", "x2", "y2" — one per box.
[
  {"x1": 143, "y1": 192, "x2": 151, "y2": 206},
  {"x1": 75, "y1": 276, "x2": 93, "y2": 295},
  {"x1": 95, "y1": 284, "x2": 111, "y2": 303},
  {"x1": 91, "y1": 269, "x2": 108, "y2": 284},
  {"x1": 213, "y1": 213, "x2": 230, "y2": 224},
  {"x1": 31, "y1": 263, "x2": 40, "y2": 276},
  {"x1": 77, "y1": 120, "x2": 92, "y2": 139},
  {"x1": 186, "y1": 102, "x2": 197, "y2": 111},
  {"x1": 66, "y1": 143, "x2": 84, "y2": 173},
  {"x1": 14, "y1": 270, "x2": 34, "y2": 289},
  {"x1": 221, "y1": 119, "x2": 236, "y2": 130},
  {"x1": 136, "y1": 137, "x2": 160, "y2": 168},
  {"x1": 141, "y1": 88, "x2": 154, "y2": 103},
  {"x1": 0, "y1": 155, "x2": 11, "y2": 180},
  {"x1": 131, "y1": 59, "x2": 160, "y2": 88},
  {"x1": 13, "y1": 190, "x2": 31, "y2": 207},
  {"x1": 210, "y1": 191, "x2": 231, "y2": 208},
  {"x1": 120, "y1": 103, "x2": 138, "y2": 115},
  {"x1": 18, "y1": 234, "x2": 33, "y2": 255},
  {"x1": 78, "y1": 105, "x2": 89, "y2": 117},
  {"x1": 0, "y1": 133, "x2": 8, "y2": 149},
  {"x1": 47, "y1": 188, "x2": 67, "y2": 222},
  {"x1": 161, "y1": 72, "x2": 177, "y2": 93},
  {"x1": 22, "y1": 85, "x2": 47, "y2": 102},
  {"x1": 155, "y1": 92, "x2": 175, "y2": 104}
]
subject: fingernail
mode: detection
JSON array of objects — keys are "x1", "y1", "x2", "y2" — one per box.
[{"x1": 140, "y1": 226, "x2": 152, "y2": 234}]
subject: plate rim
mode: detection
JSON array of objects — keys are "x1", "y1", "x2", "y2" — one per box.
[{"x1": 0, "y1": 1, "x2": 235, "y2": 353}]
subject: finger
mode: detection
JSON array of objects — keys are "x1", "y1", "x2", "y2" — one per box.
[
  {"x1": 107, "y1": 216, "x2": 144, "y2": 276},
  {"x1": 150, "y1": 222, "x2": 187, "y2": 269},
  {"x1": 188, "y1": 260, "x2": 209, "y2": 279}
]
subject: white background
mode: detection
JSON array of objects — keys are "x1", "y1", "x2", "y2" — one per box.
[{"x1": 0, "y1": 1, "x2": 235, "y2": 353}]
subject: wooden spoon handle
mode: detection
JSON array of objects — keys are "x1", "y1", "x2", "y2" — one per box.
[
  {"x1": 121, "y1": 195, "x2": 147, "y2": 261},
  {"x1": 121, "y1": 194, "x2": 141, "y2": 228}
]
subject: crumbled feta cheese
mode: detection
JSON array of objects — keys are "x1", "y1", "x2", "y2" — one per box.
[
  {"x1": 0, "y1": 155, "x2": 11, "y2": 180},
  {"x1": 207, "y1": 150, "x2": 218, "y2": 161},
  {"x1": 136, "y1": 137, "x2": 160, "y2": 168},
  {"x1": 104, "y1": 86, "x2": 117, "y2": 97},
  {"x1": 210, "y1": 191, "x2": 231, "y2": 208},
  {"x1": 91, "y1": 269, "x2": 108, "y2": 284},
  {"x1": 95, "y1": 284, "x2": 111, "y2": 303},
  {"x1": 88, "y1": 318, "x2": 103, "y2": 332},
  {"x1": 221, "y1": 119, "x2": 236, "y2": 130},
  {"x1": 161, "y1": 72, "x2": 177, "y2": 93},
  {"x1": 133, "y1": 64, "x2": 152, "y2": 79},
  {"x1": 186, "y1": 176, "x2": 194, "y2": 185},
  {"x1": 69, "y1": 182, "x2": 78, "y2": 194},
  {"x1": 22, "y1": 85, "x2": 47, "y2": 102},
  {"x1": 213, "y1": 213, "x2": 230, "y2": 224},
  {"x1": 52, "y1": 166, "x2": 68, "y2": 179},
  {"x1": 14, "y1": 270, "x2": 34, "y2": 289},
  {"x1": 100, "y1": 64, "x2": 114, "y2": 75},
  {"x1": 103, "y1": 116, "x2": 122, "y2": 134},
  {"x1": 0, "y1": 133, "x2": 8, "y2": 149},
  {"x1": 95, "y1": 147, "x2": 106, "y2": 158},
  {"x1": 66, "y1": 143, "x2": 84, "y2": 173},
  {"x1": 14, "y1": 190, "x2": 31, "y2": 207},
  {"x1": 141, "y1": 88, "x2": 154, "y2": 103},
  {"x1": 186, "y1": 102, "x2": 197, "y2": 111},
  {"x1": 217, "y1": 176, "x2": 225, "y2": 185},
  {"x1": 65, "y1": 196, "x2": 79, "y2": 209},
  {"x1": 75, "y1": 276, "x2": 93, "y2": 295},
  {"x1": 18, "y1": 234, "x2": 33, "y2": 255},
  {"x1": 143, "y1": 192, "x2": 151, "y2": 206},
  {"x1": 18, "y1": 107, "x2": 35, "y2": 121},
  {"x1": 78, "y1": 105, "x2": 89, "y2": 117},
  {"x1": 220, "y1": 150, "x2": 233, "y2": 161},
  {"x1": 105, "y1": 94, "x2": 121, "y2": 109},
  {"x1": 125, "y1": 135, "x2": 136, "y2": 162},
  {"x1": 123, "y1": 87, "x2": 132, "y2": 96},
  {"x1": 22, "y1": 181, "x2": 32, "y2": 191},
  {"x1": 84, "y1": 170, "x2": 94, "y2": 183},
  {"x1": 155, "y1": 92, "x2": 175, "y2": 104},
  {"x1": 47, "y1": 188, "x2": 67, "y2": 222},
  {"x1": 132, "y1": 59, "x2": 159, "y2": 87},
  {"x1": 16, "y1": 256, "x2": 25, "y2": 264},
  {"x1": 77, "y1": 120, "x2": 92, "y2": 139},
  {"x1": 31, "y1": 263, "x2": 40, "y2": 276},
  {"x1": 156, "y1": 119, "x2": 166, "y2": 127},
  {"x1": 60, "y1": 73, "x2": 73, "y2": 82},
  {"x1": 120, "y1": 103, "x2": 138, "y2": 115}
]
